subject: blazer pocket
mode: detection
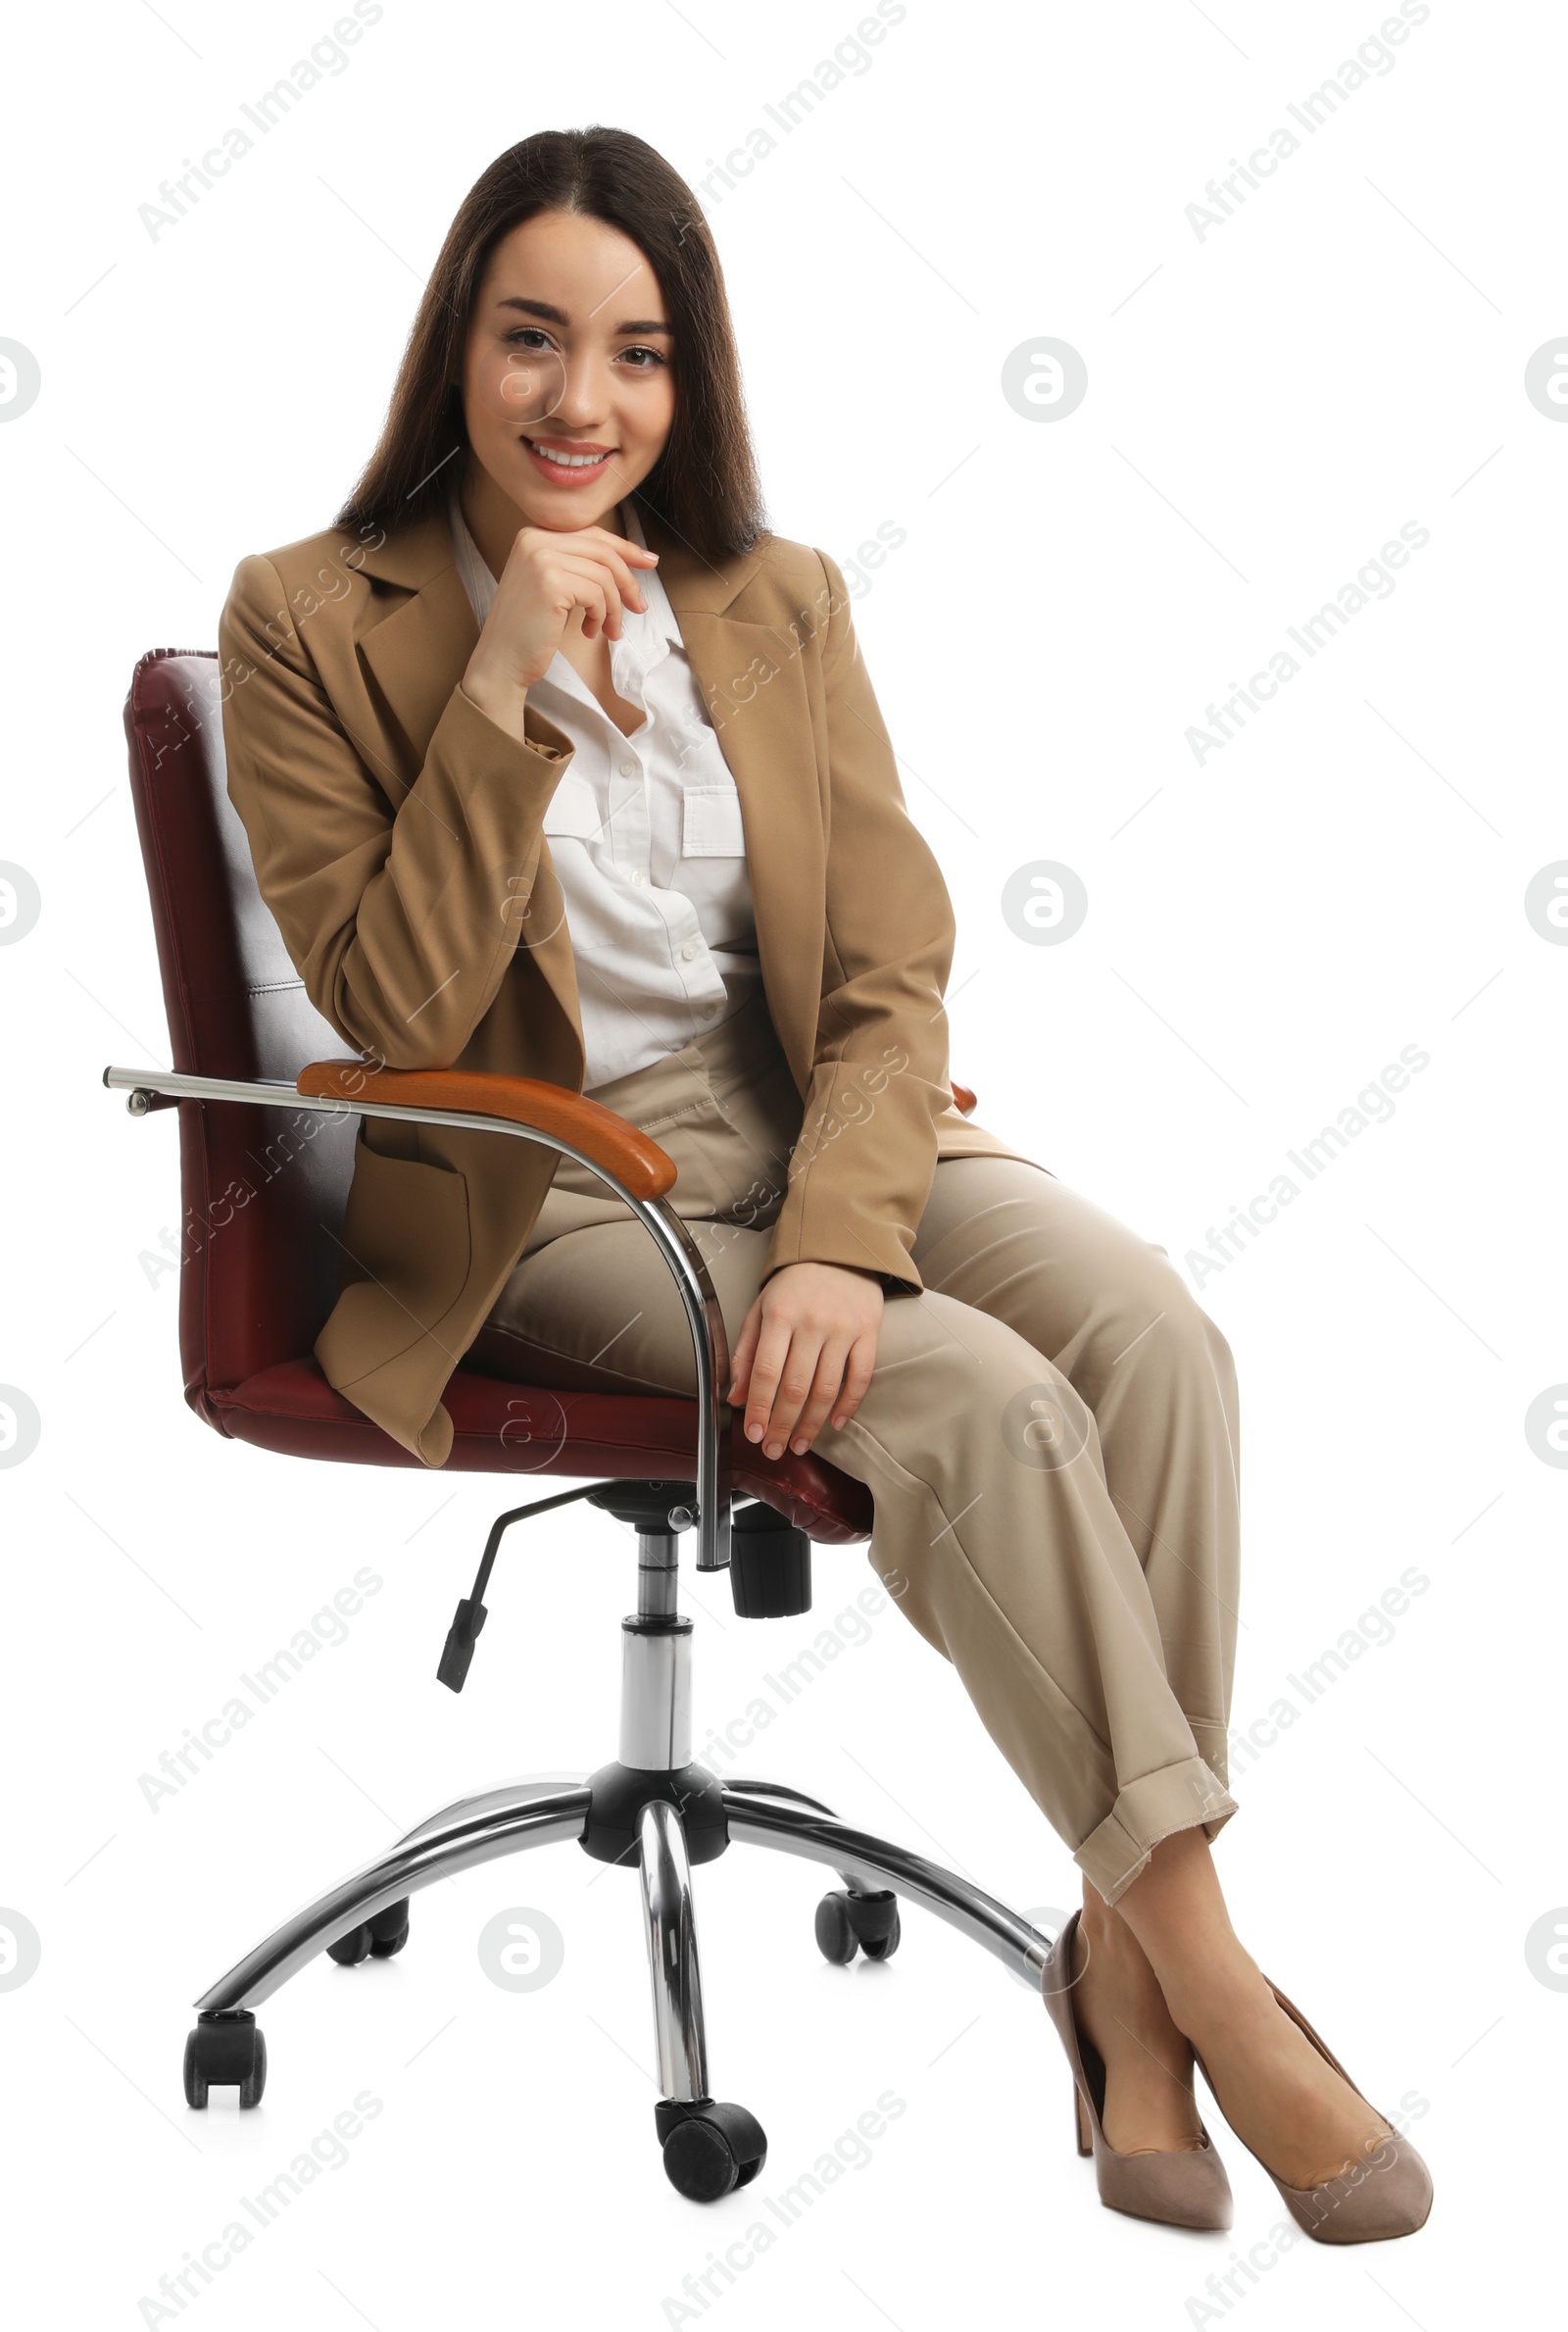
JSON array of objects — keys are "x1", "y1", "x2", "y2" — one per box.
[
  {"x1": 541, "y1": 772, "x2": 602, "y2": 840},
  {"x1": 681, "y1": 783, "x2": 747, "y2": 858}
]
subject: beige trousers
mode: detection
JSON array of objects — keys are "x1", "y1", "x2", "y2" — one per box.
[{"x1": 468, "y1": 983, "x2": 1241, "y2": 1906}]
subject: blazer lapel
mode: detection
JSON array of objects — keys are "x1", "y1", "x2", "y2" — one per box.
[{"x1": 356, "y1": 528, "x2": 479, "y2": 780}]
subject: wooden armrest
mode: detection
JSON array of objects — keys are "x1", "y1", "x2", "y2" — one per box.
[
  {"x1": 296, "y1": 1061, "x2": 678, "y2": 1200},
  {"x1": 295, "y1": 1060, "x2": 979, "y2": 1192}
]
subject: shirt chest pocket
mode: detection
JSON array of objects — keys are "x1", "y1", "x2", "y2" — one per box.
[
  {"x1": 541, "y1": 773, "x2": 602, "y2": 840},
  {"x1": 680, "y1": 783, "x2": 747, "y2": 859}
]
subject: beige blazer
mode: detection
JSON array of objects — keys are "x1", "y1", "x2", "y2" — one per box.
[{"x1": 217, "y1": 497, "x2": 1034, "y2": 1466}]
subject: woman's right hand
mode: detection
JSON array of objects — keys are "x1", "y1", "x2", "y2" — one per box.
[{"x1": 464, "y1": 521, "x2": 662, "y2": 713}]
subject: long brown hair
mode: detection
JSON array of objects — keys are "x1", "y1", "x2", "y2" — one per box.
[{"x1": 334, "y1": 127, "x2": 769, "y2": 565}]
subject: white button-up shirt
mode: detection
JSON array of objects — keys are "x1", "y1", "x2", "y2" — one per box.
[{"x1": 448, "y1": 484, "x2": 762, "y2": 1089}]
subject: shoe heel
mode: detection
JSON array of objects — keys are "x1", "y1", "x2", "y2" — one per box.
[{"x1": 1074, "y1": 2085, "x2": 1094, "y2": 2158}]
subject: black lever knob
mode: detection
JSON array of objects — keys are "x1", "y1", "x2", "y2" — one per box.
[{"x1": 728, "y1": 1503, "x2": 812, "y2": 1618}]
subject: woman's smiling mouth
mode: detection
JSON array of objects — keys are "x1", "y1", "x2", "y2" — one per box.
[{"x1": 520, "y1": 433, "x2": 616, "y2": 484}]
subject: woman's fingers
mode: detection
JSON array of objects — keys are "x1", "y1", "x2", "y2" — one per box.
[
  {"x1": 476, "y1": 522, "x2": 662, "y2": 687},
  {"x1": 786, "y1": 1339, "x2": 853, "y2": 1454},
  {"x1": 747, "y1": 1325, "x2": 851, "y2": 1459},
  {"x1": 555, "y1": 534, "x2": 656, "y2": 638},
  {"x1": 829, "y1": 1335, "x2": 877, "y2": 1433},
  {"x1": 551, "y1": 555, "x2": 621, "y2": 640},
  {"x1": 739, "y1": 1310, "x2": 797, "y2": 1455},
  {"x1": 585, "y1": 531, "x2": 658, "y2": 618},
  {"x1": 726, "y1": 1267, "x2": 882, "y2": 1457}
]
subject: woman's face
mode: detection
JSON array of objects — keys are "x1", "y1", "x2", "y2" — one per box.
[{"x1": 459, "y1": 208, "x2": 675, "y2": 536}]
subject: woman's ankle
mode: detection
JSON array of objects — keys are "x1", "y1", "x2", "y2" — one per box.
[
  {"x1": 1079, "y1": 1885, "x2": 1155, "y2": 1957},
  {"x1": 1160, "y1": 1951, "x2": 1278, "y2": 2052}
]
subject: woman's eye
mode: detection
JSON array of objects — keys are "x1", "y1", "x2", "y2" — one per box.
[{"x1": 499, "y1": 329, "x2": 665, "y2": 369}]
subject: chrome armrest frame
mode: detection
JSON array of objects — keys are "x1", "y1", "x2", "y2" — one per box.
[{"x1": 102, "y1": 1064, "x2": 733, "y2": 1573}]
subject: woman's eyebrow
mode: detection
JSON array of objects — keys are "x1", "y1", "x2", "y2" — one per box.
[{"x1": 494, "y1": 295, "x2": 672, "y2": 334}]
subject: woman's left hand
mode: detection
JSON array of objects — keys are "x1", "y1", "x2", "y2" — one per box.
[{"x1": 726, "y1": 1262, "x2": 883, "y2": 1459}]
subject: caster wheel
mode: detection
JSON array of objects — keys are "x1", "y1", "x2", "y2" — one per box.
[
  {"x1": 368, "y1": 1901, "x2": 411, "y2": 1959},
  {"x1": 658, "y1": 2101, "x2": 767, "y2": 2202},
  {"x1": 815, "y1": 1892, "x2": 858, "y2": 1965},
  {"x1": 858, "y1": 1908, "x2": 902, "y2": 1961},
  {"x1": 183, "y1": 2011, "x2": 266, "y2": 2109},
  {"x1": 327, "y1": 1902, "x2": 410, "y2": 1966},
  {"x1": 816, "y1": 1888, "x2": 900, "y2": 1964}
]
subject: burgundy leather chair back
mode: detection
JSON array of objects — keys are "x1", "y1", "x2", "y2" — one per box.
[{"x1": 123, "y1": 648, "x2": 359, "y2": 1426}]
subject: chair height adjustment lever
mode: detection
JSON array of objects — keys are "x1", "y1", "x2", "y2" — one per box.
[
  {"x1": 437, "y1": 1596, "x2": 489, "y2": 1693},
  {"x1": 436, "y1": 1482, "x2": 602, "y2": 1694}
]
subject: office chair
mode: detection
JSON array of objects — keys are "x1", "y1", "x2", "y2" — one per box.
[{"x1": 107, "y1": 646, "x2": 1053, "y2": 2201}]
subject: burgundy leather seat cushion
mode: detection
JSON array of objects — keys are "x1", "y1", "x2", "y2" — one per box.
[{"x1": 215, "y1": 1358, "x2": 874, "y2": 1545}]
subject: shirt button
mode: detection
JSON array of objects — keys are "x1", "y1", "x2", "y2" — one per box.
[
  {"x1": 680, "y1": 940, "x2": 700, "y2": 961},
  {"x1": 629, "y1": 869, "x2": 646, "y2": 885},
  {"x1": 619, "y1": 760, "x2": 638, "y2": 777}
]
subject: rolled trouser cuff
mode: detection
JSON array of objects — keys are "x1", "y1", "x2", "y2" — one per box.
[{"x1": 1074, "y1": 1757, "x2": 1238, "y2": 1908}]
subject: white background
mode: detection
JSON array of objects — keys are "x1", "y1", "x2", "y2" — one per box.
[{"x1": 2, "y1": 1, "x2": 1562, "y2": 2323}]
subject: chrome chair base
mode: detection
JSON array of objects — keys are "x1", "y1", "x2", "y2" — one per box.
[
  {"x1": 193, "y1": 1768, "x2": 1052, "y2": 2019},
  {"x1": 184, "y1": 1762, "x2": 1052, "y2": 2193},
  {"x1": 183, "y1": 1517, "x2": 1055, "y2": 2198}
]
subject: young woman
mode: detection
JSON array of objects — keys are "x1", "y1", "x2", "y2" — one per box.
[{"x1": 218, "y1": 128, "x2": 1431, "y2": 2242}]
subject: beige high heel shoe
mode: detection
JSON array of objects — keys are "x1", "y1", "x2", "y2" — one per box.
[
  {"x1": 1192, "y1": 1978, "x2": 1433, "y2": 2244},
  {"x1": 1041, "y1": 1910, "x2": 1234, "y2": 2231}
]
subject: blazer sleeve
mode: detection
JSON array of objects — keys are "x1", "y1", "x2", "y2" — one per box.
[
  {"x1": 218, "y1": 550, "x2": 576, "y2": 1071},
  {"x1": 759, "y1": 548, "x2": 958, "y2": 1298}
]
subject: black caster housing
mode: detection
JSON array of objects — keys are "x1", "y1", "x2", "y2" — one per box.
[
  {"x1": 815, "y1": 1887, "x2": 901, "y2": 1965},
  {"x1": 326, "y1": 1899, "x2": 411, "y2": 1966},
  {"x1": 184, "y1": 2009, "x2": 267, "y2": 2109},
  {"x1": 656, "y1": 2099, "x2": 767, "y2": 2201}
]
